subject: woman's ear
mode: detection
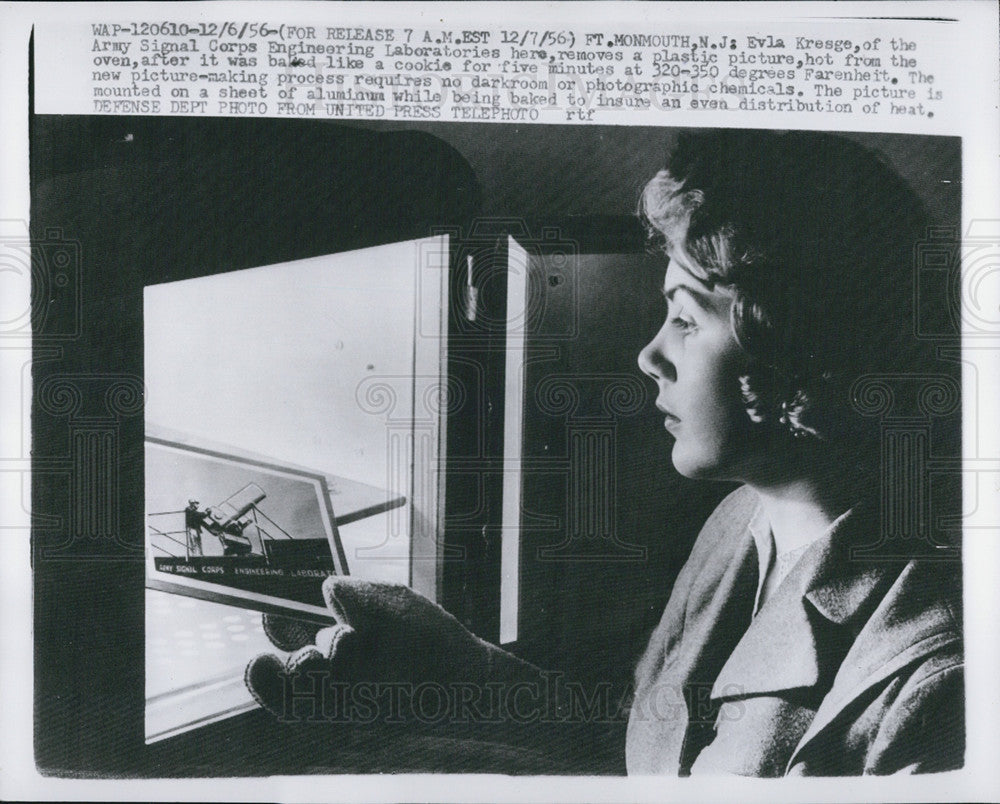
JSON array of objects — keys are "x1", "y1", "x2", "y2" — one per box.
[{"x1": 739, "y1": 373, "x2": 770, "y2": 424}]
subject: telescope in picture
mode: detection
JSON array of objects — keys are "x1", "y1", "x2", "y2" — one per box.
[{"x1": 186, "y1": 483, "x2": 267, "y2": 557}]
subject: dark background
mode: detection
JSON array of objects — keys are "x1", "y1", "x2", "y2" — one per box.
[{"x1": 30, "y1": 116, "x2": 961, "y2": 775}]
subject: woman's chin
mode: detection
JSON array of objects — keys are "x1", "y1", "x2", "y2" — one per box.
[
  {"x1": 670, "y1": 440, "x2": 745, "y2": 482},
  {"x1": 670, "y1": 444, "x2": 717, "y2": 480}
]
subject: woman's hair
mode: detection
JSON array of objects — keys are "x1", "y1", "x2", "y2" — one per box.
[{"x1": 639, "y1": 130, "x2": 931, "y2": 450}]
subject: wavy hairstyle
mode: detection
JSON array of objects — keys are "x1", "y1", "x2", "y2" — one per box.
[{"x1": 639, "y1": 130, "x2": 930, "y2": 449}]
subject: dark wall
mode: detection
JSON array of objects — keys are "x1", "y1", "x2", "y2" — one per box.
[{"x1": 347, "y1": 120, "x2": 961, "y2": 225}]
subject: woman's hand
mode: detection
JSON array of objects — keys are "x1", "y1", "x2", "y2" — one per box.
[
  {"x1": 245, "y1": 576, "x2": 625, "y2": 773},
  {"x1": 245, "y1": 576, "x2": 540, "y2": 720}
]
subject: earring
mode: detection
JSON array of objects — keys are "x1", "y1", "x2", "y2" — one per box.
[
  {"x1": 779, "y1": 402, "x2": 806, "y2": 438},
  {"x1": 779, "y1": 394, "x2": 822, "y2": 440}
]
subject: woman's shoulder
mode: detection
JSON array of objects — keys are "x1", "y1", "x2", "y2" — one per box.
[
  {"x1": 686, "y1": 485, "x2": 760, "y2": 559},
  {"x1": 660, "y1": 485, "x2": 761, "y2": 604},
  {"x1": 703, "y1": 485, "x2": 760, "y2": 528}
]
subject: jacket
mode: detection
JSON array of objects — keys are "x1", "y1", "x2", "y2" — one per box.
[{"x1": 625, "y1": 486, "x2": 964, "y2": 775}]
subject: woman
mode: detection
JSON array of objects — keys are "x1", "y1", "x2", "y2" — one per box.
[
  {"x1": 625, "y1": 130, "x2": 962, "y2": 775},
  {"x1": 246, "y1": 130, "x2": 963, "y2": 775}
]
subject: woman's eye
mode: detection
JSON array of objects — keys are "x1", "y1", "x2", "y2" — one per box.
[
  {"x1": 663, "y1": 298, "x2": 697, "y2": 335},
  {"x1": 668, "y1": 314, "x2": 696, "y2": 333}
]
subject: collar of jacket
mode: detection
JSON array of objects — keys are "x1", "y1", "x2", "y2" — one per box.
[
  {"x1": 711, "y1": 496, "x2": 922, "y2": 701},
  {"x1": 707, "y1": 494, "x2": 961, "y2": 766}
]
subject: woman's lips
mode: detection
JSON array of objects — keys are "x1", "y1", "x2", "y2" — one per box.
[{"x1": 656, "y1": 403, "x2": 681, "y2": 430}]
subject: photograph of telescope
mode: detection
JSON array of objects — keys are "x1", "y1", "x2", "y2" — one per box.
[{"x1": 145, "y1": 436, "x2": 347, "y2": 616}]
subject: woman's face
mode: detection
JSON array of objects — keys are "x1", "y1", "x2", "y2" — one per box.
[{"x1": 638, "y1": 261, "x2": 756, "y2": 481}]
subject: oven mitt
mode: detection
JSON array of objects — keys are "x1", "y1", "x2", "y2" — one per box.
[
  {"x1": 245, "y1": 576, "x2": 542, "y2": 719},
  {"x1": 261, "y1": 611, "x2": 323, "y2": 653}
]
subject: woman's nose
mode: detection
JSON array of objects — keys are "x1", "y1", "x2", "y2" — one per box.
[
  {"x1": 638, "y1": 340, "x2": 657, "y2": 378},
  {"x1": 638, "y1": 336, "x2": 674, "y2": 382}
]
